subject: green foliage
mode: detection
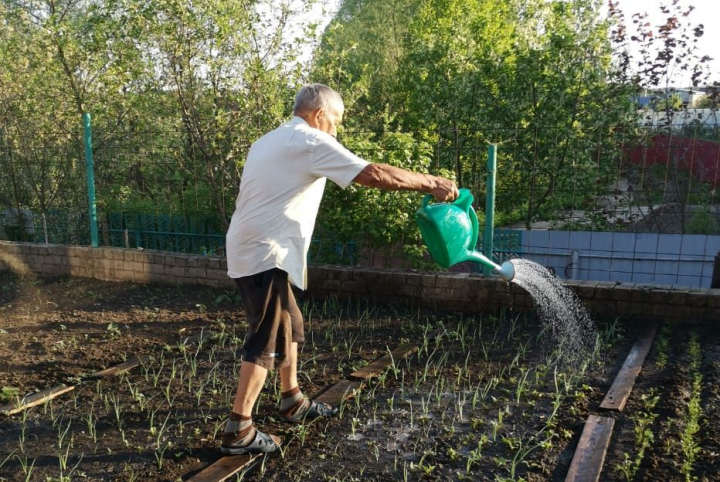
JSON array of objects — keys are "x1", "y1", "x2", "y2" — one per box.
[
  {"x1": 651, "y1": 93, "x2": 684, "y2": 111},
  {"x1": 687, "y1": 209, "x2": 719, "y2": 235},
  {"x1": 318, "y1": 131, "x2": 452, "y2": 266},
  {"x1": 1, "y1": 0, "x2": 711, "y2": 256},
  {"x1": 314, "y1": 0, "x2": 639, "y2": 230},
  {"x1": 0, "y1": 0, "x2": 316, "y2": 228},
  {"x1": 0, "y1": 386, "x2": 20, "y2": 403},
  {"x1": 693, "y1": 95, "x2": 717, "y2": 109},
  {"x1": 679, "y1": 333, "x2": 703, "y2": 481}
]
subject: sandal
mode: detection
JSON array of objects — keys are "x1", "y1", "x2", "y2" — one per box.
[
  {"x1": 220, "y1": 428, "x2": 282, "y2": 455},
  {"x1": 279, "y1": 399, "x2": 338, "y2": 422}
]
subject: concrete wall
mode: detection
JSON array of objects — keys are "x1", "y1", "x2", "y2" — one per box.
[
  {"x1": 517, "y1": 230, "x2": 719, "y2": 288},
  {"x1": 0, "y1": 241, "x2": 717, "y2": 323}
]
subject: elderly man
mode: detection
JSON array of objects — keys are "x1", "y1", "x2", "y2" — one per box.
[{"x1": 222, "y1": 83, "x2": 458, "y2": 454}]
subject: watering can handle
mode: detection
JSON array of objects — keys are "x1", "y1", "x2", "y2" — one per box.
[
  {"x1": 421, "y1": 188, "x2": 473, "y2": 208},
  {"x1": 453, "y1": 188, "x2": 473, "y2": 210}
]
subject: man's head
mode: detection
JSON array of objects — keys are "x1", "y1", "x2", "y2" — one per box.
[{"x1": 293, "y1": 83, "x2": 344, "y2": 138}]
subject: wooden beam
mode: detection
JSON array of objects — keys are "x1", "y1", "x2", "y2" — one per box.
[
  {"x1": 93, "y1": 330, "x2": 216, "y2": 379},
  {"x1": 179, "y1": 330, "x2": 217, "y2": 348},
  {"x1": 427, "y1": 322, "x2": 458, "y2": 340},
  {"x1": 0, "y1": 385, "x2": 75, "y2": 416},
  {"x1": 185, "y1": 435, "x2": 281, "y2": 481},
  {"x1": 93, "y1": 356, "x2": 148, "y2": 378},
  {"x1": 314, "y1": 380, "x2": 361, "y2": 407},
  {"x1": 565, "y1": 415, "x2": 615, "y2": 482},
  {"x1": 600, "y1": 323, "x2": 659, "y2": 411},
  {"x1": 350, "y1": 344, "x2": 419, "y2": 381},
  {"x1": 185, "y1": 453, "x2": 259, "y2": 482}
]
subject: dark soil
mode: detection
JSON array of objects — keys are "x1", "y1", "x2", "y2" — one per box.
[
  {"x1": 602, "y1": 323, "x2": 720, "y2": 482},
  {"x1": 2, "y1": 271, "x2": 713, "y2": 482}
]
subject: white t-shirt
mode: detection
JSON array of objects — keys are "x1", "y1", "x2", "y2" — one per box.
[{"x1": 226, "y1": 116, "x2": 369, "y2": 289}]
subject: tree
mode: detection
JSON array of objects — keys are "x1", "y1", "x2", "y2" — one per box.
[
  {"x1": 0, "y1": 0, "x2": 321, "y2": 238},
  {"x1": 128, "y1": 0, "x2": 318, "y2": 228},
  {"x1": 314, "y1": 0, "x2": 638, "y2": 232}
]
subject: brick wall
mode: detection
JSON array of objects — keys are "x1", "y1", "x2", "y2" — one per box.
[
  {"x1": 0, "y1": 241, "x2": 234, "y2": 288},
  {"x1": 0, "y1": 241, "x2": 717, "y2": 323}
]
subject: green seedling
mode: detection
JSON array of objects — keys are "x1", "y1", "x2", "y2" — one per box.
[
  {"x1": 466, "y1": 434, "x2": 488, "y2": 474},
  {"x1": 17, "y1": 407, "x2": 34, "y2": 453},
  {"x1": 0, "y1": 449, "x2": 16, "y2": 472},
  {"x1": 509, "y1": 432, "x2": 554, "y2": 479},
  {"x1": 0, "y1": 386, "x2": 20, "y2": 403},
  {"x1": 163, "y1": 379, "x2": 177, "y2": 407},
  {"x1": 83, "y1": 403, "x2": 98, "y2": 444},
  {"x1": 515, "y1": 367, "x2": 530, "y2": 403},
  {"x1": 679, "y1": 332, "x2": 703, "y2": 482},
  {"x1": 15, "y1": 454, "x2": 36, "y2": 481}
]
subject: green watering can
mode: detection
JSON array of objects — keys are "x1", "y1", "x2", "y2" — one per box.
[{"x1": 415, "y1": 188, "x2": 515, "y2": 281}]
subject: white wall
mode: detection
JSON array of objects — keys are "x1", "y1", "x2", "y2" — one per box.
[
  {"x1": 639, "y1": 109, "x2": 719, "y2": 128},
  {"x1": 515, "y1": 230, "x2": 718, "y2": 288}
]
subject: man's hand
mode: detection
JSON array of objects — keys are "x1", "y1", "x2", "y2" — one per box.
[{"x1": 429, "y1": 176, "x2": 459, "y2": 202}]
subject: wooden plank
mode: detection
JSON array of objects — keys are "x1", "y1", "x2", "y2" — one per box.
[
  {"x1": 314, "y1": 380, "x2": 361, "y2": 408},
  {"x1": 186, "y1": 454, "x2": 258, "y2": 482},
  {"x1": 600, "y1": 323, "x2": 659, "y2": 411},
  {"x1": 93, "y1": 356, "x2": 148, "y2": 378},
  {"x1": 95, "y1": 330, "x2": 216, "y2": 379},
  {"x1": 565, "y1": 415, "x2": 615, "y2": 482},
  {"x1": 426, "y1": 322, "x2": 458, "y2": 340},
  {"x1": 2, "y1": 331, "x2": 218, "y2": 417},
  {"x1": 178, "y1": 330, "x2": 217, "y2": 348},
  {"x1": 0, "y1": 385, "x2": 75, "y2": 416},
  {"x1": 350, "y1": 344, "x2": 419, "y2": 381},
  {"x1": 186, "y1": 435, "x2": 281, "y2": 482}
]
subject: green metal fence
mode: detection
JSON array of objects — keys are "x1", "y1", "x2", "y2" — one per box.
[{"x1": 104, "y1": 212, "x2": 225, "y2": 255}]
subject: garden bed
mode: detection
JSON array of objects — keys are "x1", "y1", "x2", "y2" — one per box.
[{"x1": 0, "y1": 272, "x2": 717, "y2": 481}]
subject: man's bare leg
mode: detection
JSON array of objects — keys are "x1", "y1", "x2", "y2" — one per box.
[
  {"x1": 280, "y1": 342, "x2": 299, "y2": 392},
  {"x1": 232, "y1": 361, "x2": 269, "y2": 416},
  {"x1": 222, "y1": 360, "x2": 280, "y2": 454},
  {"x1": 278, "y1": 342, "x2": 337, "y2": 420}
]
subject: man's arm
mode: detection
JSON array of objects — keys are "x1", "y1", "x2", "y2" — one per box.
[{"x1": 353, "y1": 163, "x2": 459, "y2": 202}]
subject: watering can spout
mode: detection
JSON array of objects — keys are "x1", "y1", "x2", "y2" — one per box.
[
  {"x1": 464, "y1": 251, "x2": 515, "y2": 282},
  {"x1": 493, "y1": 260, "x2": 515, "y2": 282},
  {"x1": 463, "y1": 250, "x2": 500, "y2": 272}
]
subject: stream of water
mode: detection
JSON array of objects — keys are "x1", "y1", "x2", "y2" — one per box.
[{"x1": 509, "y1": 258, "x2": 597, "y2": 364}]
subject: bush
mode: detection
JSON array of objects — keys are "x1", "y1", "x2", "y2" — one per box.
[{"x1": 687, "y1": 210, "x2": 719, "y2": 235}]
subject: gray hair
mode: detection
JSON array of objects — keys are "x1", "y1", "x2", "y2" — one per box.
[{"x1": 293, "y1": 83, "x2": 344, "y2": 115}]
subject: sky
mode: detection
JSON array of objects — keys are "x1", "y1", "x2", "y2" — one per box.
[{"x1": 308, "y1": 0, "x2": 719, "y2": 87}]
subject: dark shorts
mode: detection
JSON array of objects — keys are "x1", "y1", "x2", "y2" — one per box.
[{"x1": 234, "y1": 268, "x2": 304, "y2": 370}]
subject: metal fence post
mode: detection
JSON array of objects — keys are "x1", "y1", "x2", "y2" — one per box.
[
  {"x1": 483, "y1": 144, "x2": 497, "y2": 276},
  {"x1": 83, "y1": 113, "x2": 99, "y2": 247}
]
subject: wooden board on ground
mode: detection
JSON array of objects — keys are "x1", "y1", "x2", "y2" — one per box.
[
  {"x1": 314, "y1": 380, "x2": 361, "y2": 407},
  {"x1": 600, "y1": 323, "x2": 659, "y2": 411},
  {"x1": 186, "y1": 435, "x2": 282, "y2": 482},
  {"x1": 427, "y1": 322, "x2": 458, "y2": 341},
  {"x1": 93, "y1": 356, "x2": 148, "y2": 378},
  {"x1": 565, "y1": 415, "x2": 616, "y2": 482},
  {"x1": 186, "y1": 454, "x2": 260, "y2": 482},
  {"x1": 350, "y1": 344, "x2": 419, "y2": 381},
  {"x1": 0, "y1": 385, "x2": 75, "y2": 416},
  {"x1": 179, "y1": 330, "x2": 218, "y2": 348}
]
